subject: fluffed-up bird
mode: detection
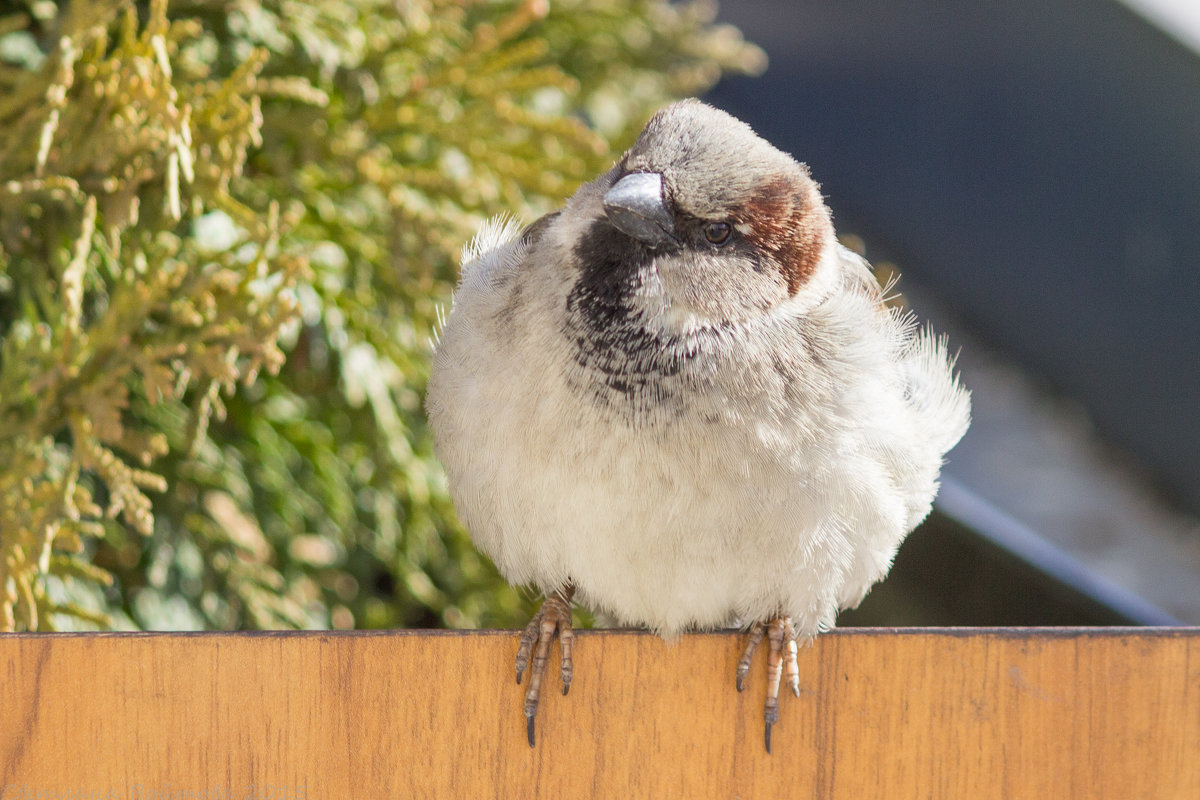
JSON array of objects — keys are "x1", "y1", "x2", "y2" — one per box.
[{"x1": 426, "y1": 99, "x2": 971, "y2": 752}]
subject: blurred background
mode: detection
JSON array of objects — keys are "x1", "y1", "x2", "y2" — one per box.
[
  {"x1": 707, "y1": 0, "x2": 1200, "y2": 626},
  {"x1": 1, "y1": 0, "x2": 1195, "y2": 631}
]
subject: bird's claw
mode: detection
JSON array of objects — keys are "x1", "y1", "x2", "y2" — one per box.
[
  {"x1": 738, "y1": 615, "x2": 801, "y2": 753},
  {"x1": 514, "y1": 584, "x2": 575, "y2": 747},
  {"x1": 736, "y1": 621, "x2": 767, "y2": 693}
]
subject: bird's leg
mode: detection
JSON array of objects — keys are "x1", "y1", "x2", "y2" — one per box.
[
  {"x1": 737, "y1": 614, "x2": 801, "y2": 753},
  {"x1": 514, "y1": 583, "x2": 575, "y2": 747}
]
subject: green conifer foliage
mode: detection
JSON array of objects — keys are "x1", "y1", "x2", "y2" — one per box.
[{"x1": 0, "y1": 0, "x2": 764, "y2": 631}]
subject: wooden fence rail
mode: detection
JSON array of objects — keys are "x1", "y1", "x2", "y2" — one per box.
[{"x1": 1, "y1": 628, "x2": 1197, "y2": 798}]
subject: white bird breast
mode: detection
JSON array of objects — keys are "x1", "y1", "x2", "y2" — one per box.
[{"x1": 427, "y1": 218, "x2": 970, "y2": 637}]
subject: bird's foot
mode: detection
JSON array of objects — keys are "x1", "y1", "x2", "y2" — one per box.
[
  {"x1": 514, "y1": 583, "x2": 575, "y2": 747},
  {"x1": 735, "y1": 615, "x2": 800, "y2": 754}
]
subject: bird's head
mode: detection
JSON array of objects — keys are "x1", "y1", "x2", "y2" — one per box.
[{"x1": 578, "y1": 100, "x2": 836, "y2": 328}]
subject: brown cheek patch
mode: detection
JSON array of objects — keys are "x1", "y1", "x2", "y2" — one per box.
[{"x1": 733, "y1": 175, "x2": 833, "y2": 295}]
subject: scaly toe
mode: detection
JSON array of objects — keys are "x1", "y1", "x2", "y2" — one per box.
[{"x1": 517, "y1": 584, "x2": 575, "y2": 747}]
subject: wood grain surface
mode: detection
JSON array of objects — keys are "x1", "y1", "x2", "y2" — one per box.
[{"x1": 1, "y1": 628, "x2": 1197, "y2": 799}]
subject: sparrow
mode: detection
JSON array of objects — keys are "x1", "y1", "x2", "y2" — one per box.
[{"x1": 426, "y1": 99, "x2": 971, "y2": 752}]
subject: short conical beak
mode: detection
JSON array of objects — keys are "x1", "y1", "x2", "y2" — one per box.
[{"x1": 602, "y1": 172, "x2": 676, "y2": 248}]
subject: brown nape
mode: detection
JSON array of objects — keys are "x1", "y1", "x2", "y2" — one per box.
[{"x1": 733, "y1": 175, "x2": 833, "y2": 295}]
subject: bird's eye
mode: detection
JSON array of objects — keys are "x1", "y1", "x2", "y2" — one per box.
[{"x1": 703, "y1": 221, "x2": 732, "y2": 245}]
